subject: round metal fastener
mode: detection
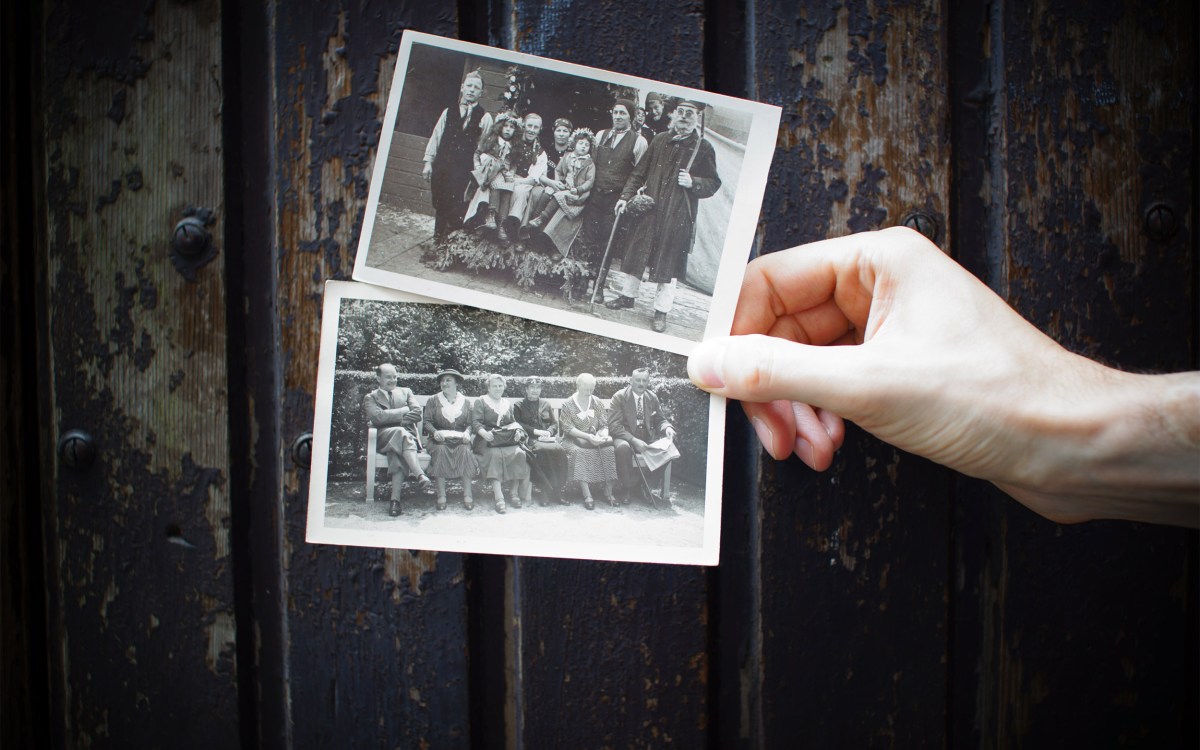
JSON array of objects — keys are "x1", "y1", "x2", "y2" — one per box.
[
  {"x1": 172, "y1": 216, "x2": 210, "y2": 257},
  {"x1": 291, "y1": 432, "x2": 314, "y2": 469},
  {"x1": 1144, "y1": 203, "x2": 1179, "y2": 242},
  {"x1": 901, "y1": 212, "x2": 939, "y2": 243},
  {"x1": 58, "y1": 429, "x2": 96, "y2": 470}
]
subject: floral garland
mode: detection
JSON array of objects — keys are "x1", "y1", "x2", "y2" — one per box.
[{"x1": 501, "y1": 65, "x2": 535, "y2": 115}]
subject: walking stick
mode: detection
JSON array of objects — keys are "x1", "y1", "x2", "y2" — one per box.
[{"x1": 589, "y1": 207, "x2": 623, "y2": 308}]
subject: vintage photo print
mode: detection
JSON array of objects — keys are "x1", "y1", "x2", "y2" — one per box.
[
  {"x1": 307, "y1": 281, "x2": 724, "y2": 566},
  {"x1": 352, "y1": 31, "x2": 781, "y2": 356}
]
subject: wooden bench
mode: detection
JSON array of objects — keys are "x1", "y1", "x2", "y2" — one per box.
[{"x1": 365, "y1": 394, "x2": 671, "y2": 502}]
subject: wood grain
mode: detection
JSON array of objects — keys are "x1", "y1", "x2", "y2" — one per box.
[
  {"x1": 747, "y1": 0, "x2": 954, "y2": 744},
  {"x1": 40, "y1": 0, "x2": 236, "y2": 746}
]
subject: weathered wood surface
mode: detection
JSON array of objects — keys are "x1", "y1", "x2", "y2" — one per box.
[
  {"x1": 746, "y1": 1, "x2": 955, "y2": 745},
  {"x1": 951, "y1": 1, "x2": 1198, "y2": 746},
  {"x1": 257, "y1": 3, "x2": 470, "y2": 748},
  {"x1": 503, "y1": 5, "x2": 714, "y2": 747},
  {"x1": 11, "y1": 0, "x2": 1197, "y2": 747},
  {"x1": 38, "y1": 0, "x2": 238, "y2": 747}
]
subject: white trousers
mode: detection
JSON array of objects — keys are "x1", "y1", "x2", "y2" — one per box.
[{"x1": 614, "y1": 271, "x2": 676, "y2": 313}]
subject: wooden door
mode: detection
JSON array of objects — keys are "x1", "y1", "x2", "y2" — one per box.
[{"x1": 5, "y1": 0, "x2": 1195, "y2": 747}]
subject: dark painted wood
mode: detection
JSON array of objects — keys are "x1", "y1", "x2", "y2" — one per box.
[
  {"x1": 951, "y1": 0, "x2": 1198, "y2": 746},
  {"x1": 257, "y1": 3, "x2": 470, "y2": 748},
  {"x1": 501, "y1": 4, "x2": 714, "y2": 747},
  {"x1": 2, "y1": 1, "x2": 51, "y2": 747},
  {"x1": 38, "y1": 0, "x2": 239, "y2": 746},
  {"x1": 748, "y1": 1, "x2": 955, "y2": 745}
]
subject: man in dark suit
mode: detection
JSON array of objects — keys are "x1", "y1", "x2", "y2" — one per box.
[
  {"x1": 608, "y1": 367, "x2": 677, "y2": 504},
  {"x1": 422, "y1": 70, "x2": 493, "y2": 246},
  {"x1": 363, "y1": 363, "x2": 432, "y2": 515}
]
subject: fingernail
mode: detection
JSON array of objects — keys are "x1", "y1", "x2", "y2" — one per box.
[
  {"x1": 751, "y1": 417, "x2": 775, "y2": 459},
  {"x1": 795, "y1": 438, "x2": 816, "y2": 470},
  {"x1": 687, "y1": 340, "x2": 727, "y2": 389}
]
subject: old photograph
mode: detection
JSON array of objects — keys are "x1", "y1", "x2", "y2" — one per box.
[
  {"x1": 353, "y1": 31, "x2": 781, "y2": 355},
  {"x1": 307, "y1": 281, "x2": 724, "y2": 566}
]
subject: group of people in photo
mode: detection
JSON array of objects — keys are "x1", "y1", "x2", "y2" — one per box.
[
  {"x1": 364, "y1": 363, "x2": 680, "y2": 517},
  {"x1": 421, "y1": 68, "x2": 722, "y2": 332}
]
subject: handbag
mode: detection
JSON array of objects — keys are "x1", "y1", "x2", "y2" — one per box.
[{"x1": 488, "y1": 427, "x2": 523, "y2": 448}]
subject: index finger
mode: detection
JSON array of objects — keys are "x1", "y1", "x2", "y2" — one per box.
[{"x1": 732, "y1": 233, "x2": 880, "y2": 340}]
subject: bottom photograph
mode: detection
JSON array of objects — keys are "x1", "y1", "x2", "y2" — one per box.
[{"x1": 307, "y1": 281, "x2": 724, "y2": 565}]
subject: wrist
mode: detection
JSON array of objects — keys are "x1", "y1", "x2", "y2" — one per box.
[{"x1": 1001, "y1": 365, "x2": 1200, "y2": 526}]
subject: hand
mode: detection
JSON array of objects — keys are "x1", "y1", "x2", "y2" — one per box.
[
  {"x1": 534, "y1": 429, "x2": 549, "y2": 438},
  {"x1": 677, "y1": 169, "x2": 693, "y2": 188},
  {"x1": 480, "y1": 429, "x2": 494, "y2": 443},
  {"x1": 422, "y1": 162, "x2": 432, "y2": 181},
  {"x1": 686, "y1": 227, "x2": 1200, "y2": 526},
  {"x1": 632, "y1": 438, "x2": 649, "y2": 452},
  {"x1": 614, "y1": 200, "x2": 627, "y2": 216},
  {"x1": 664, "y1": 426, "x2": 676, "y2": 442},
  {"x1": 433, "y1": 430, "x2": 446, "y2": 443}
]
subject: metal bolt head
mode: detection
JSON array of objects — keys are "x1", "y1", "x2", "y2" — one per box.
[
  {"x1": 1144, "y1": 203, "x2": 1179, "y2": 242},
  {"x1": 291, "y1": 432, "x2": 314, "y2": 469},
  {"x1": 901, "y1": 212, "x2": 939, "y2": 243},
  {"x1": 58, "y1": 429, "x2": 96, "y2": 470},
  {"x1": 172, "y1": 217, "x2": 210, "y2": 257}
]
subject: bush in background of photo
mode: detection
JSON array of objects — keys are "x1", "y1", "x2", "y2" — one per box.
[{"x1": 330, "y1": 370, "x2": 708, "y2": 487}]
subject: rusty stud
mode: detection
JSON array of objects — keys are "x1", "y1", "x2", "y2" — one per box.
[
  {"x1": 1144, "y1": 203, "x2": 1179, "y2": 242},
  {"x1": 171, "y1": 216, "x2": 210, "y2": 257},
  {"x1": 901, "y1": 212, "x2": 939, "y2": 243},
  {"x1": 58, "y1": 429, "x2": 96, "y2": 470},
  {"x1": 291, "y1": 432, "x2": 314, "y2": 470}
]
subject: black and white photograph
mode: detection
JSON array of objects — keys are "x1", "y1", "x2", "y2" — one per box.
[
  {"x1": 352, "y1": 31, "x2": 780, "y2": 355},
  {"x1": 307, "y1": 281, "x2": 724, "y2": 566}
]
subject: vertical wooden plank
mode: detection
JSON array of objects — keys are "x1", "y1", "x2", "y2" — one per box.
[
  {"x1": 504, "y1": 4, "x2": 713, "y2": 746},
  {"x1": 258, "y1": 3, "x2": 469, "y2": 747},
  {"x1": 952, "y1": 0, "x2": 1197, "y2": 745},
  {"x1": 748, "y1": 0, "x2": 954, "y2": 744},
  {"x1": 39, "y1": 0, "x2": 237, "y2": 746}
]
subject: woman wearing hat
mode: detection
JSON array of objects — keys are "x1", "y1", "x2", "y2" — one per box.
[{"x1": 423, "y1": 369, "x2": 478, "y2": 511}]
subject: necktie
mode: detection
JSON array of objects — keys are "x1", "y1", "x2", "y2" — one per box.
[{"x1": 636, "y1": 396, "x2": 644, "y2": 427}]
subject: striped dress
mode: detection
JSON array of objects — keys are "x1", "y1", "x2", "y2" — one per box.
[{"x1": 559, "y1": 394, "x2": 618, "y2": 482}]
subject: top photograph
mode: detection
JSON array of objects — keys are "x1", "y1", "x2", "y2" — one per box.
[{"x1": 353, "y1": 32, "x2": 781, "y2": 355}]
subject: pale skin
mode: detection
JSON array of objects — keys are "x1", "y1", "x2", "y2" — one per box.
[
  {"x1": 615, "y1": 104, "x2": 698, "y2": 215},
  {"x1": 422, "y1": 75, "x2": 483, "y2": 182},
  {"x1": 687, "y1": 227, "x2": 1200, "y2": 527}
]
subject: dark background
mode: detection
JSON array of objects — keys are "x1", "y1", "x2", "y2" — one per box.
[{"x1": 2, "y1": 1, "x2": 1196, "y2": 749}]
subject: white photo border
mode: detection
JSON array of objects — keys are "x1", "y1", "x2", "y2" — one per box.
[
  {"x1": 352, "y1": 30, "x2": 781, "y2": 357},
  {"x1": 306, "y1": 280, "x2": 725, "y2": 566}
]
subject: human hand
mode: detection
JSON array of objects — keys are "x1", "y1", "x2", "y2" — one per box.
[
  {"x1": 687, "y1": 227, "x2": 1200, "y2": 526},
  {"x1": 480, "y1": 429, "x2": 494, "y2": 443},
  {"x1": 677, "y1": 169, "x2": 693, "y2": 188},
  {"x1": 433, "y1": 430, "x2": 446, "y2": 443},
  {"x1": 664, "y1": 426, "x2": 676, "y2": 442},
  {"x1": 422, "y1": 162, "x2": 432, "y2": 181},
  {"x1": 614, "y1": 200, "x2": 627, "y2": 215},
  {"x1": 632, "y1": 438, "x2": 649, "y2": 452}
]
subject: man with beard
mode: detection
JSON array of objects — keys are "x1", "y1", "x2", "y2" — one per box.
[
  {"x1": 422, "y1": 70, "x2": 493, "y2": 245},
  {"x1": 607, "y1": 99, "x2": 721, "y2": 333},
  {"x1": 501, "y1": 112, "x2": 549, "y2": 241},
  {"x1": 572, "y1": 99, "x2": 648, "y2": 294}
]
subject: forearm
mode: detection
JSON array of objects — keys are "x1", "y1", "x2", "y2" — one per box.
[{"x1": 1001, "y1": 368, "x2": 1200, "y2": 527}]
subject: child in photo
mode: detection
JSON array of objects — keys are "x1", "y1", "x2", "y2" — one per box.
[{"x1": 466, "y1": 112, "x2": 521, "y2": 230}]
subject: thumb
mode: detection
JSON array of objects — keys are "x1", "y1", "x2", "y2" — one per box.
[{"x1": 688, "y1": 334, "x2": 866, "y2": 416}]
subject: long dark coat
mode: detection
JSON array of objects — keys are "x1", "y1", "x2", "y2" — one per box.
[{"x1": 619, "y1": 129, "x2": 721, "y2": 282}]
